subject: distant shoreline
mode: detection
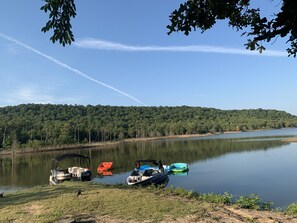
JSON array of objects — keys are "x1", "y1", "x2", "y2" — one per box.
[
  {"x1": 0, "y1": 131, "x2": 238, "y2": 156},
  {"x1": 282, "y1": 137, "x2": 297, "y2": 143},
  {"x1": 1, "y1": 129, "x2": 296, "y2": 156}
]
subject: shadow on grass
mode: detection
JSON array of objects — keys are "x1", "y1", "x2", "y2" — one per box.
[
  {"x1": 0, "y1": 181, "x2": 174, "y2": 209},
  {"x1": 0, "y1": 182, "x2": 108, "y2": 207}
]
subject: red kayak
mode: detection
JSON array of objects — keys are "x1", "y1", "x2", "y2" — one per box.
[{"x1": 97, "y1": 162, "x2": 113, "y2": 172}]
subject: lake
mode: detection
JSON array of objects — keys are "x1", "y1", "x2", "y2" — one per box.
[{"x1": 1, "y1": 128, "x2": 297, "y2": 208}]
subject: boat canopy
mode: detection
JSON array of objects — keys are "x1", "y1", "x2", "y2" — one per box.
[
  {"x1": 51, "y1": 153, "x2": 90, "y2": 169},
  {"x1": 134, "y1": 159, "x2": 164, "y2": 170},
  {"x1": 135, "y1": 159, "x2": 159, "y2": 165}
]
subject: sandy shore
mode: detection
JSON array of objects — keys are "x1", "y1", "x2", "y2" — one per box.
[{"x1": 282, "y1": 137, "x2": 297, "y2": 143}]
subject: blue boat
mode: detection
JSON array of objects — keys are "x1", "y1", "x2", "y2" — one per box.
[
  {"x1": 127, "y1": 160, "x2": 169, "y2": 186},
  {"x1": 136, "y1": 161, "x2": 188, "y2": 173},
  {"x1": 138, "y1": 164, "x2": 171, "y2": 172}
]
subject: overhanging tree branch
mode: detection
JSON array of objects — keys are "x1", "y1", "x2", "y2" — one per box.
[
  {"x1": 40, "y1": 0, "x2": 297, "y2": 57},
  {"x1": 41, "y1": 0, "x2": 76, "y2": 46},
  {"x1": 167, "y1": 0, "x2": 297, "y2": 57}
]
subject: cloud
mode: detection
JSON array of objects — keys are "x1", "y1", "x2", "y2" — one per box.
[
  {"x1": 74, "y1": 38, "x2": 287, "y2": 57},
  {"x1": 1, "y1": 86, "x2": 83, "y2": 106},
  {"x1": 0, "y1": 32, "x2": 147, "y2": 106},
  {"x1": 2, "y1": 86, "x2": 54, "y2": 105}
]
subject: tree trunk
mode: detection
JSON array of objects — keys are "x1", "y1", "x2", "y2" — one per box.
[
  {"x1": 88, "y1": 129, "x2": 91, "y2": 143},
  {"x1": 2, "y1": 126, "x2": 7, "y2": 148}
]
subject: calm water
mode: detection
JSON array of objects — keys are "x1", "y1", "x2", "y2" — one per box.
[{"x1": 1, "y1": 128, "x2": 297, "y2": 208}]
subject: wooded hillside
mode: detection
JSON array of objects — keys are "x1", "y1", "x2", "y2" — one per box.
[{"x1": 1, "y1": 104, "x2": 296, "y2": 150}]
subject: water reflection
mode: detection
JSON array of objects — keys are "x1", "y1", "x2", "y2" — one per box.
[
  {"x1": 0, "y1": 135, "x2": 288, "y2": 186},
  {"x1": 169, "y1": 171, "x2": 189, "y2": 177}
]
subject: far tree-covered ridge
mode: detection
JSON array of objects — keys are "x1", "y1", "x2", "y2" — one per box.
[{"x1": 0, "y1": 104, "x2": 296, "y2": 150}]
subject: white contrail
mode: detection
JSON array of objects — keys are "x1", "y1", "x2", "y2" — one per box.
[
  {"x1": 74, "y1": 38, "x2": 287, "y2": 57},
  {"x1": 0, "y1": 32, "x2": 147, "y2": 106}
]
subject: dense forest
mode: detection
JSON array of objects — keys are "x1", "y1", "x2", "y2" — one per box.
[{"x1": 0, "y1": 104, "x2": 297, "y2": 150}]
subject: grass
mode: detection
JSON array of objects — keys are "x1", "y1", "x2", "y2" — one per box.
[
  {"x1": 0, "y1": 182, "x2": 295, "y2": 223},
  {"x1": 0, "y1": 182, "x2": 213, "y2": 223}
]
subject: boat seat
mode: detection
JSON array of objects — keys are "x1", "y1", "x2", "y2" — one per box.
[
  {"x1": 130, "y1": 170, "x2": 140, "y2": 176},
  {"x1": 76, "y1": 168, "x2": 85, "y2": 178},
  {"x1": 143, "y1": 169, "x2": 153, "y2": 177},
  {"x1": 68, "y1": 167, "x2": 79, "y2": 176}
]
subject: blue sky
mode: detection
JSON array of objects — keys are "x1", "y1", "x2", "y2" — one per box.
[{"x1": 0, "y1": 1, "x2": 296, "y2": 115}]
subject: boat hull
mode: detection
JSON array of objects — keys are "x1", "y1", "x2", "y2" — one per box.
[{"x1": 126, "y1": 172, "x2": 169, "y2": 186}]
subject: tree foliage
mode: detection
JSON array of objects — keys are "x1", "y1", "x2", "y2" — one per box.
[
  {"x1": 167, "y1": 0, "x2": 297, "y2": 56},
  {"x1": 0, "y1": 104, "x2": 296, "y2": 150},
  {"x1": 41, "y1": 0, "x2": 76, "y2": 46},
  {"x1": 40, "y1": 0, "x2": 297, "y2": 56}
]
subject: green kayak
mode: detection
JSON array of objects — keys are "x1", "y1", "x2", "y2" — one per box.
[{"x1": 170, "y1": 163, "x2": 189, "y2": 172}]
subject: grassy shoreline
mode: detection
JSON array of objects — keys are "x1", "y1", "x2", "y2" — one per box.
[{"x1": 1, "y1": 182, "x2": 297, "y2": 223}]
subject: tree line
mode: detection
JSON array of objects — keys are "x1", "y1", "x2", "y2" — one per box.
[{"x1": 0, "y1": 104, "x2": 297, "y2": 150}]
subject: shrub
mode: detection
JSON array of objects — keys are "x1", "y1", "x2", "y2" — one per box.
[
  {"x1": 199, "y1": 192, "x2": 233, "y2": 205},
  {"x1": 260, "y1": 201, "x2": 274, "y2": 211},
  {"x1": 286, "y1": 203, "x2": 297, "y2": 215},
  {"x1": 236, "y1": 194, "x2": 260, "y2": 210}
]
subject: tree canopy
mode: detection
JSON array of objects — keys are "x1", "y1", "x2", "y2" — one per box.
[
  {"x1": 1, "y1": 104, "x2": 297, "y2": 151},
  {"x1": 41, "y1": 0, "x2": 297, "y2": 56}
]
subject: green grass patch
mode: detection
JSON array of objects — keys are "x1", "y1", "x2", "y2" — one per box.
[
  {"x1": 0, "y1": 182, "x2": 283, "y2": 223},
  {"x1": 198, "y1": 192, "x2": 233, "y2": 205},
  {"x1": 0, "y1": 182, "x2": 213, "y2": 223}
]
